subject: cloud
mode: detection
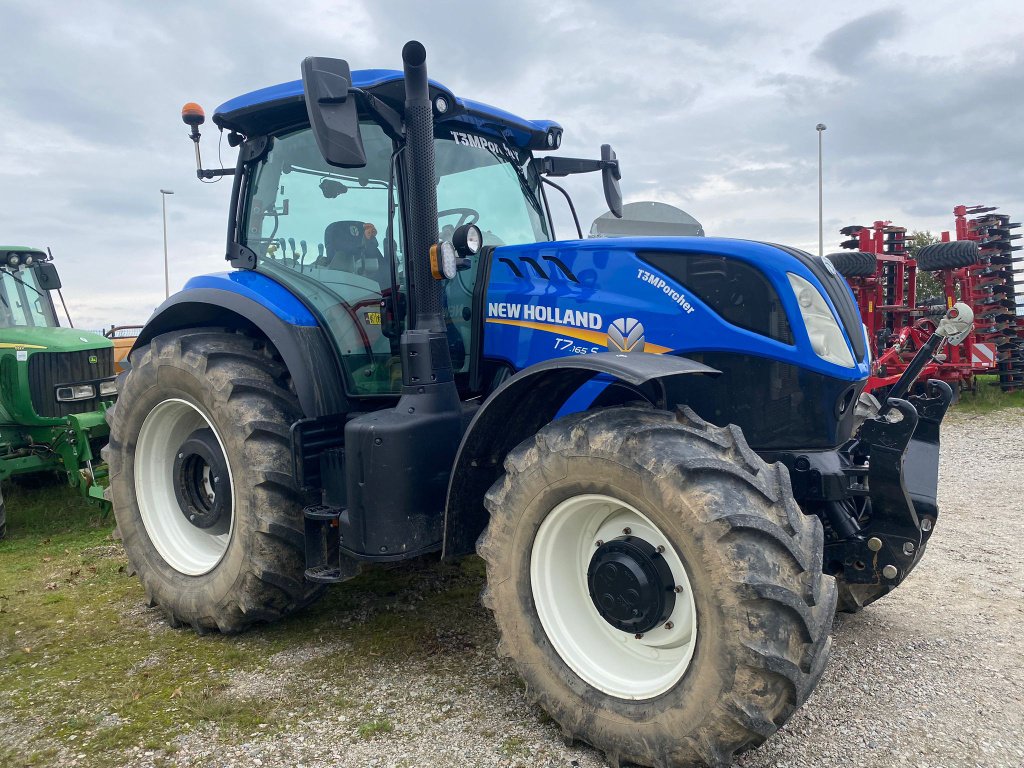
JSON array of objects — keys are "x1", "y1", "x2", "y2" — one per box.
[
  {"x1": 0, "y1": 0, "x2": 1022, "y2": 328},
  {"x1": 813, "y1": 9, "x2": 906, "y2": 72}
]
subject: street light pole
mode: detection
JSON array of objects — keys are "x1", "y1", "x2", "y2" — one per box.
[
  {"x1": 816, "y1": 124, "x2": 826, "y2": 257},
  {"x1": 160, "y1": 189, "x2": 174, "y2": 299}
]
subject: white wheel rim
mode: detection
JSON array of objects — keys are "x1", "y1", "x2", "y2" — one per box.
[
  {"x1": 135, "y1": 398, "x2": 235, "y2": 576},
  {"x1": 530, "y1": 494, "x2": 697, "y2": 699}
]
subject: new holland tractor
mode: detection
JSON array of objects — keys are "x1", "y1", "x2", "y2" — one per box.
[
  {"x1": 0, "y1": 247, "x2": 115, "y2": 538},
  {"x1": 106, "y1": 42, "x2": 971, "y2": 767}
]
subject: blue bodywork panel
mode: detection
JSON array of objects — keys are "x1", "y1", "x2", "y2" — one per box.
[
  {"x1": 481, "y1": 236, "x2": 870, "y2": 381},
  {"x1": 183, "y1": 272, "x2": 317, "y2": 327},
  {"x1": 214, "y1": 69, "x2": 559, "y2": 149}
]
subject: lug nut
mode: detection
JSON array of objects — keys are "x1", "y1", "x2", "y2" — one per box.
[
  {"x1": 634, "y1": 633, "x2": 644, "y2": 640},
  {"x1": 882, "y1": 564, "x2": 898, "y2": 580},
  {"x1": 903, "y1": 542, "x2": 916, "y2": 555},
  {"x1": 656, "y1": 545, "x2": 665, "y2": 554},
  {"x1": 921, "y1": 519, "x2": 933, "y2": 533},
  {"x1": 674, "y1": 585, "x2": 684, "y2": 593},
  {"x1": 622, "y1": 527, "x2": 631, "y2": 535},
  {"x1": 595, "y1": 540, "x2": 604, "y2": 547},
  {"x1": 664, "y1": 621, "x2": 674, "y2": 630},
  {"x1": 867, "y1": 537, "x2": 883, "y2": 552}
]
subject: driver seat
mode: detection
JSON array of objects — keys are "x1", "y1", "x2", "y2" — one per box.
[{"x1": 324, "y1": 220, "x2": 389, "y2": 285}]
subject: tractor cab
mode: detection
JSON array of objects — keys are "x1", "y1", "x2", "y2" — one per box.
[
  {"x1": 0, "y1": 248, "x2": 63, "y2": 330},
  {"x1": 210, "y1": 72, "x2": 567, "y2": 396}
]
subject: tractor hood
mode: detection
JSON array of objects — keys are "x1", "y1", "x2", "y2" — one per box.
[
  {"x1": 482, "y1": 236, "x2": 870, "y2": 383},
  {"x1": 480, "y1": 235, "x2": 871, "y2": 451},
  {"x1": 0, "y1": 326, "x2": 112, "y2": 353}
]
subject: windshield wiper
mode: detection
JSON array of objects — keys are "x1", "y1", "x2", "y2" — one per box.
[{"x1": 3, "y1": 269, "x2": 44, "y2": 298}]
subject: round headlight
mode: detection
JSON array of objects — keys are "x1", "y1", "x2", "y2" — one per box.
[
  {"x1": 435, "y1": 96, "x2": 449, "y2": 114},
  {"x1": 453, "y1": 223, "x2": 483, "y2": 256},
  {"x1": 546, "y1": 131, "x2": 556, "y2": 147},
  {"x1": 23, "y1": 255, "x2": 33, "y2": 265},
  {"x1": 8, "y1": 255, "x2": 19, "y2": 267},
  {"x1": 798, "y1": 288, "x2": 814, "y2": 309}
]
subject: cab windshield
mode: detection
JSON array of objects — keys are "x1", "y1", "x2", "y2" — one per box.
[
  {"x1": 243, "y1": 121, "x2": 549, "y2": 396},
  {"x1": 0, "y1": 268, "x2": 58, "y2": 328}
]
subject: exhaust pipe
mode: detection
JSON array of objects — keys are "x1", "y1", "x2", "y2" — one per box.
[{"x1": 402, "y1": 40, "x2": 444, "y2": 333}]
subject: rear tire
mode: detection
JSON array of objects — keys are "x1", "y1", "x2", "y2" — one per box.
[
  {"x1": 478, "y1": 406, "x2": 836, "y2": 768},
  {"x1": 915, "y1": 240, "x2": 980, "y2": 271},
  {"x1": 826, "y1": 251, "x2": 876, "y2": 277},
  {"x1": 104, "y1": 329, "x2": 325, "y2": 633}
]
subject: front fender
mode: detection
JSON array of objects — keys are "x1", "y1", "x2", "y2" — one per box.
[{"x1": 441, "y1": 352, "x2": 718, "y2": 558}]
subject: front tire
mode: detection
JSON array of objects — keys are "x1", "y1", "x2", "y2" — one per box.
[
  {"x1": 479, "y1": 407, "x2": 836, "y2": 768},
  {"x1": 104, "y1": 329, "x2": 324, "y2": 633}
]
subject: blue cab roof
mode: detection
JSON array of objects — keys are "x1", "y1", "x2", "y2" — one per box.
[{"x1": 213, "y1": 69, "x2": 560, "y2": 150}]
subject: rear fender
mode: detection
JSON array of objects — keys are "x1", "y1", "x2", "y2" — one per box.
[
  {"x1": 134, "y1": 282, "x2": 348, "y2": 418},
  {"x1": 441, "y1": 352, "x2": 718, "y2": 558}
]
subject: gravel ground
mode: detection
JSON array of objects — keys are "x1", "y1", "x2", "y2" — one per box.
[{"x1": 11, "y1": 408, "x2": 1024, "y2": 768}]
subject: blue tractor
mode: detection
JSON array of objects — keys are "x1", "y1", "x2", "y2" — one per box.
[{"x1": 106, "y1": 42, "x2": 972, "y2": 768}]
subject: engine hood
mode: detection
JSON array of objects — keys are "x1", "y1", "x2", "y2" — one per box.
[
  {"x1": 482, "y1": 236, "x2": 869, "y2": 383},
  {"x1": 0, "y1": 326, "x2": 112, "y2": 354}
]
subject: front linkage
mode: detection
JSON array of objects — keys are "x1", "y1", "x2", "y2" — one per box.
[
  {"x1": 769, "y1": 303, "x2": 972, "y2": 594},
  {"x1": 0, "y1": 404, "x2": 111, "y2": 507}
]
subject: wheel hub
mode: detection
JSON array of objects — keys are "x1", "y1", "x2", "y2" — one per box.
[
  {"x1": 587, "y1": 535, "x2": 676, "y2": 633},
  {"x1": 172, "y1": 428, "x2": 230, "y2": 530}
]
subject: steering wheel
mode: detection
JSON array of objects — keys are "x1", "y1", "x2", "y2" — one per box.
[{"x1": 438, "y1": 207, "x2": 480, "y2": 228}]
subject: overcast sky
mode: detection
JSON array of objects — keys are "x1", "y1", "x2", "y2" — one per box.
[{"x1": 2, "y1": 0, "x2": 1022, "y2": 328}]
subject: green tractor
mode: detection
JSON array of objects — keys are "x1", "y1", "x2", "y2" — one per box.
[{"x1": 0, "y1": 247, "x2": 116, "y2": 538}]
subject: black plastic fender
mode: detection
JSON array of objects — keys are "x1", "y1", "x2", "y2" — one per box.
[
  {"x1": 132, "y1": 288, "x2": 349, "y2": 418},
  {"x1": 441, "y1": 352, "x2": 719, "y2": 558}
]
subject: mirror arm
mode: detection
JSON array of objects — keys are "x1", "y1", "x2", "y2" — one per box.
[
  {"x1": 197, "y1": 167, "x2": 236, "y2": 180},
  {"x1": 535, "y1": 156, "x2": 619, "y2": 179},
  {"x1": 353, "y1": 88, "x2": 405, "y2": 142},
  {"x1": 539, "y1": 176, "x2": 583, "y2": 239},
  {"x1": 535, "y1": 156, "x2": 601, "y2": 177}
]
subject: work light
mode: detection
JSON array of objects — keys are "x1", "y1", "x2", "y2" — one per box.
[{"x1": 453, "y1": 223, "x2": 482, "y2": 256}]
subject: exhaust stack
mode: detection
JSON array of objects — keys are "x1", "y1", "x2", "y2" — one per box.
[{"x1": 402, "y1": 41, "x2": 444, "y2": 333}]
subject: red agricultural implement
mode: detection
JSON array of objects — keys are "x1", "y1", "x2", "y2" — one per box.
[
  {"x1": 938, "y1": 205, "x2": 1024, "y2": 392},
  {"x1": 827, "y1": 221, "x2": 966, "y2": 395},
  {"x1": 828, "y1": 207, "x2": 1023, "y2": 396}
]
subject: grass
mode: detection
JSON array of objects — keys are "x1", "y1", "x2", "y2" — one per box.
[
  {"x1": 498, "y1": 735, "x2": 531, "y2": 759},
  {"x1": 0, "y1": 481, "x2": 491, "y2": 767},
  {"x1": 954, "y1": 375, "x2": 1024, "y2": 413},
  {"x1": 355, "y1": 718, "x2": 394, "y2": 739}
]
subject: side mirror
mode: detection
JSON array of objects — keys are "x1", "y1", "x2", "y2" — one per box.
[
  {"x1": 601, "y1": 144, "x2": 622, "y2": 219},
  {"x1": 301, "y1": 57, "x2": 367, "y2": 168},
  {"x1": 35, "y1": 262, "x2": 62, "y2": 290}
]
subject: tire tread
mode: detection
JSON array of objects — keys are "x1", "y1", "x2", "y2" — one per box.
[{"x1": 478, "y1": 405, "x2": 836, "y2": 767}]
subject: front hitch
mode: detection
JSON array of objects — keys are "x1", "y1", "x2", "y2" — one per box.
[{"x1": 827, "y1": 303, "x2": 971, "y2": 588}]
